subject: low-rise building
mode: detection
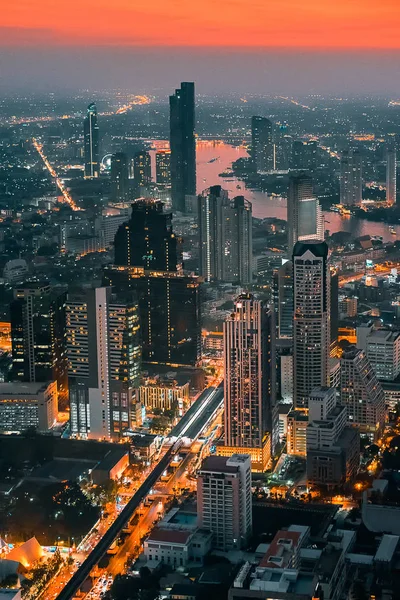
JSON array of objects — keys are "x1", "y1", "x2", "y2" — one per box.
[
  {"x1": 143, "y1": 527, "x2": 212, "y2": 567},
  {"x1": 139, "y1": 377, "x2": 190, "y2": 413},
  {"x1": 0, "y1": 381, "x2": 57, "y2": 433}
]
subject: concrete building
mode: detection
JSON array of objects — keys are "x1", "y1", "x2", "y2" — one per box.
[
  {"x1": 0, "y1": 381, "x2": 57, "y2": 433},
  {"x1": 341, "y1": 347, "x2": 386, "y2": 441},
  {"x1": 222, "y1": 294, "x2": 277, "y2": 470},
  {"x1": 273, "y1": 261, "x2": 293, "y2": 339},
  {"x1": 366, "y1": 329, "x2": 400, "y2": 382},
  {"x1": 287, "y1": 173, "x2": 324, "y2": 252},
  {"x1": 198, "y1": 186, "x2": 252, "y2": 285},
  {"x1": 281, "y1": 352, "x2": 294, "y2": 403},
  {"x1": 293, "y1": 241, "x2": 330, "y2": 410},
  {"x1": 251, "y1": 116, "x2": 274, "y2": 173},
  {"x1": 197, "y1": 454, "x2": 252, "y2": 551},
  {"x1": 144, "y1": 527, "x2": 212, "y2": 567},
  {"x1": 287, "y1": 410, "x2": 308, "y2": 456},
  {"x1": 306, "y1": 388, "x2": 359, "y2": 488},
  {"x1": 386, "y1": 146, "x2": 396, "y2": 205},
  {"x1": 139, "y1": 377, "x2": 189, "y2": 412},
  {"x1": 340, "y1": 149, "x2": 362, "y2": 206},
  {"x1": 339, "y1": 296, "x2": 358, "y2": 319},
  {"x1": 83, "y1": 102, "x2": 99, "y2": 179}
]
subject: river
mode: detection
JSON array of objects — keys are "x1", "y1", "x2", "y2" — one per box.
[{"x1": 193, "y1": 140, "x2": 400, "y2": 243}]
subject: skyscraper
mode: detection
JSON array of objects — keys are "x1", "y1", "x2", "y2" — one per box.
[
  {"x1": 67, "y1": 286, "x2": 141, "y2": 439},
  {"x1": 170, "y1": 82, "x2": 196, "y2": 212},
  {"x1": 291, "y1": 140, "x2": 318, "y2": 172},
  {"x1": 251, "y1": 116, "x2": 274, "y2": 173},
  {"x1": 114, "y1": 199, "x2": 181, "y2": 271},
  {"x1": 386, "y1": 146, "x2": 397, "y2": 205},
  {"x1": 197, "y1": 454, "x2": 252, "y2": 551},
  {"x1": 133, "y1": 150, "x2": 152, "y2": 188},
  {"x1": 221, "y1": 294, "x2": 277, "y2": 471},
  {"x1": 106, "y1": 199, "x2": 201, "y2": 366},
  {"x1": 84, "y1": 102, "x2": 99, "y2": 179},
  {"x1": 156, "y1": 150, "x2": 171, "y2": 185},
  {"x1": 287, "y1": 172, "x2": 324, "y2": 252},
  {"x1": 340, "y1": 347, "x2": 386, "y2": 441},
  {"x1": 110, "y1": 152, "x2": 129, "y2": 201},
  {"x1": 198, "y1": 186, "x2": 252, "y2": 284},
  {"x1": 293, "y1": 241, "x2": 330, "y2": 410},
  {"x1": 340, "y1": 149, "x2": 362, "y2": 206},
  {"x1": 273, "y1": 260, "x2": 293, "y2": 339},
  {"x1": 10, "y1": 282, "x2": 68, "y2": 408}
]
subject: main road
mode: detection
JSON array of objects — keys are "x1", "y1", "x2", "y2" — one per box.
[{"x1": 55, "y1": 382, "x2": 224, "y2": 600}]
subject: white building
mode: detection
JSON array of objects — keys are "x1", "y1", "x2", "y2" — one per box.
[
  {"x1": 197, "y1": 454, "x2": 252, "y2": 551},
  {"x1": 0, "y1": 381, "x2": 57, "y2": 434},
  {"x1": 366, "y1": 330, "x2": 400, "y2": 382}
]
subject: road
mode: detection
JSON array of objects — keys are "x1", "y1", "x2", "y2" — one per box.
[{"x1": 169, "y1": 383, "x2": 223, "y2": 440}]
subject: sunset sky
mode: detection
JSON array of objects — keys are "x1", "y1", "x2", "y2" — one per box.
[{"x1": 2, "y1": 0, "x2": 400, "y2": 48}]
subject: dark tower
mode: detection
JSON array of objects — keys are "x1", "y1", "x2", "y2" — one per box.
[
  {"x1": 169, "y1": 82, "x2": 196, "y2": 212},
  {"x1": 84, "y1": 102, "x2": 99, "y2": 178},
  {"x1": 111, "y1": 152, "x2": 129, "y2": 201}
]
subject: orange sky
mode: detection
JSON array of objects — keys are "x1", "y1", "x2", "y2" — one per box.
[{"x1": 2, "y1": 0, "x2": 400, "y2": 48}]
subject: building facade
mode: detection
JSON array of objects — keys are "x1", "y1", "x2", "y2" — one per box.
[
  {"x1": 83, "y1": 102, "x2": 99, "y2": 179},
  {"x1": 0, "y1": 381, "x2": 57, "y2": 433},
  {"x1": 156, "y1": 149, "x2": 172, "y2": 185},
  {"x1": 110, "y1": 152, "x2": 129, "y2": 201},
  {"x1": 287, "y1": 172, "x2": 323, "y2": 252},
  {"x1": 340, "y1": 149, "x2": 362, "y2": 206},
  {"x1": 386, "y1": 146, "x2": 397, "y2": 205},
  {"x1": 251, "y1": 116, "x2": 274, "y2": 172}
]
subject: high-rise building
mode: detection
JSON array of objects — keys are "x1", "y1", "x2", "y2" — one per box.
[
  {"x1": 251, "y1": 116, "x2": 274, "y2": 173},
  {"x1": 110, "y1": 152, "x2": 129, "y2": 201},
  {"x1": 197, "y1": 454, "x2": 252, "y2": 551},
  {"x1": 10, "y1": 282, "x2": 68, "y2": 408},
  {"x1": 107, "y1": 199, "x2": 200, "y2": 366},
  {"x1": 366, "y1": 330, "x2": 400, "y2": 382},
  {"x1": 198, "y1": 186, "x2": 252, "y2": 284},
  {"x1": 170, "y1": 82, "x2": 196, "y2": 212},
  {"x1": 340, "y1": 347, "x2": 386, "y2": 441},
  {"x1": 84, "y1": 102, "x2": 99, "y2": 179},
  {"x1": 221, "y1": 294, "x2": 277, "y2": 471},
  {"x1": 114, "y1": 199, "x2": 181, "y2": 271},
  {"x1": 287, "y1": 172, "x2": 323, "y2": 252},
  {"x1": 156, "y1": 150, "x2": 171, "y2": 185},
  {"x1": 273, "y1": 261, "x2": 293, "y2": 339},
  {"x1": 386, "y1": 146, "x2": 397, "y2": 205},
  {"x1": 67, "y1": 287, "x2": 141, "y2": 439},
  {"x1": 340, "y1": 149, "x2": 362, "y2": 206},
  {"x1": 293, "y1": 241, "x2": 330, "y2": 410},
  {"x1": 291, "y1": 140, "x2": 318, "y2": 172},
  {"x1": 133, "y1": 151, "x2": 152, "y2": 188},
  {"x1": 306, "y1": 387, "x2": 359, "y2": 488},
  {"x1": 330, "y1": 271, "x2": 339, "y2": 355}
]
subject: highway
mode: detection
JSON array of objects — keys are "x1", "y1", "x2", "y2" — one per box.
[{"x1": 56, "y1": 382, "x2": 224, "y2": 599}]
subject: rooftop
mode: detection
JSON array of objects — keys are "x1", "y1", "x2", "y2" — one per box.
[
  {"x1": 0, "y1": 381, "x2": 54, "y2": 397},
  {"x1": 147, "y1": 528, "x2": 192, "y2": 545},
  {"x1": 259, "y1": 530, "x2": 301, "y2": 568},
  {"x1": 199, "y1": 455, "x2": 238, "y2": 474}
]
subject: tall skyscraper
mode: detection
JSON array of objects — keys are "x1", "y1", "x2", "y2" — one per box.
[
  {"x1": 156, "y1": 150, "x2": 171, "y2": 185},
  {"x1": 67, "y1": 286, "x2": 141, "y2": 439},
  {"x1": 251, "y1": 116, "x2": 274, "y2": 173},
  {"x1": 293, "y1": 241, "x2": 330, "y2": 409},
  {"x1": 198, "y1": 186, "x2": 252, "y2": 284},
  {"x1": 340, "y1": 347, "x2": 386, "y2": 441},
  {"x1": 221, "y1": 294, "x2": 277, "y2": 471},
  {"x1": 110, "y1": 152, "x2": 129, "y2": 201},
  {"x1": 197, "y1": 454, "x2": 252, "y2": 551},
  {"x1": 106, "y1": 199, "x2": 201, "y2": 366},
  {"x1": 114, "y1": 199, "x2": 181, "y2": 271},
  {"x1": 287, "y1": 172, "x2": 324, "y2": 252},
  {"x1": 170, "y1": 82, "x2": 196, "y2": 212},
  {"x1": 386, "y1": 146, "x2": 397, "y2": 205},
  {"x1": 273, "y1": 260, "x2": 293, "y2": 339},
  {"x1": 133, "y1": 150, "x2": 152, "y2": 188},
  {"x1": 10, "y1": 282, "x2": 68, "y2": 408},
  {"x1": 291, "y1": 140, "x2": 318, "y2": 172},
  {"x1": 83, "y1": 102, "x2": 99, "y2": 179},
  {"x1": 340, "y1": 149, "x2": 362, "y2": 206}
]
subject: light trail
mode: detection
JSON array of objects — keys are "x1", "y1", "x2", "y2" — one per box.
[
  {"x1": 32, "y1": 138, "x2": 81, "y2": 211},
  {"x1": 277, "y1": 96, "x2": 314, "y2": 111}
]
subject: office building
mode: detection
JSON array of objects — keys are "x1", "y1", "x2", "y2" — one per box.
[
  {"x1": 94, "y1": 210, "x2": 131, "y2": 248},
  {"x1": 291, "y1": 140, "x2": 318, "y2": 172},
  {"x1": 306, "y1": 387, "x2": 359, "y2": 488},
  {"x1": 341, "y1": 347, "x2": 386, "y2": 441},
  {"x1": 198, "y1": 186, "x2": 252, "y2": 284},
  {"x1": 170, "y1": 82, "x2": 196, "y2": 212},
  {"x1": 67, "y1": 287, "x2": 141, "y2": 439},
  {"x1": 386, "y1": 147, "x2": 397, "y2": 205},
  {"x1": 83, "y1": 102, "x2": 99, "y2": 179},
  {"x1": 330, "y1": 271, "x2": 339, "y2": 354},
  {"x1": 287, "y1": 172, "x2": 323, "y2": 252},
  {"x1": 280, "y1": 352, "x2": 293, "y2": 403},
  {"x1": 197, "y1": 454, "x2": 252, "y2": 551},
  {"x1": 110, "y1": 152, "x2": 129, "y2": 201},
  {"x1": 133, "y1": 150, "x2": 152, "y2": 188},
  {"x1": 10, "y1": 282, "x2": 68, "y2": 408},
  {"x1": 114, "y1": 198, "x2": 181, "y2": 271},
  {"x1": 287, "y1": 410, "x2": 308, "y2": 456},
  {"x1": 273, "y1": 261, "x2": 293, "y2": 339},
  {"x1": 156, "y1": 149, "x2": 171, "y2": 185},
  {"x1": 366, "y1": 330, "x2": 400, "y2": 382},
  {"x1": 293, "y1": 241, "x2": 330, "y2": 410},
  {"x1": 340, "y1": 149, "x2": 362, "y2": 206},
  {"x1": 251, "y1": 116, "x2": 274, "y2": 172},
  {"x1": 139, "y1": 377, "x2": 189, "y2": 412},
  {"x1": 0, "y1": 381, "x2": 57, "y2": 434},
  {"x1": 222, "y1": 294, "x2": 277, "y2": 471},
  {"x1": 339, "y1": 296, "x2": 358, "y2": 319}
]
